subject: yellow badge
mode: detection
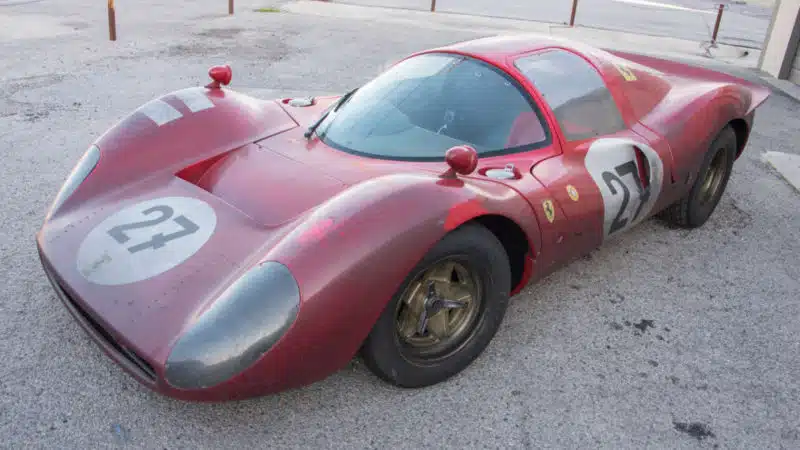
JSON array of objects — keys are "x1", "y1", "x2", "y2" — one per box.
[
  {"x1": 566, "y1": 185, "x2": 579, "y2": 202},
  {"x1": 542, "y1": 199, "x2": 555, "y2": 223},
  {"x1": 615, "y1": 63, "x2": 637, "y2": 82}
]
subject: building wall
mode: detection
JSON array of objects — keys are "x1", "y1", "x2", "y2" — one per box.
[
  {"x1": 792, "y1": 45, "x2": 800, "y2": 83},
  {"x1": 758, "y1": 0, "x2": 800, "y2": 83}
]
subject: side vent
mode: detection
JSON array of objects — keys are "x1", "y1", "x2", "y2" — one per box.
[{"x1": 633, "y1": 146, "x2": 651, "y2": 189}]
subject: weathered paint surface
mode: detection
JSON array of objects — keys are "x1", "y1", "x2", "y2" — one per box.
[{"x1": 36, "y1": 35, "x2": 769, "y2": 401}]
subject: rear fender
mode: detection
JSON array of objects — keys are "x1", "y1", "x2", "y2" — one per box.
[
  {"x1": 701, "y1": 85, "x2": 749, "y2": 145},
  {"x1": 605, "y1": 49, "x2": 771, "y2": 110},
  {"x1": 642, "y1": 84, "x2": 757, "y2": 182},
  {"x1": 245, "y1": 173, "x2": 539, "y2": 388},
  {"x1": 607, "y1": 49, "x2": 770, "y2": 133},
  {"x1": 688, "y1": 84, "x2": 762, "y2": 167}
]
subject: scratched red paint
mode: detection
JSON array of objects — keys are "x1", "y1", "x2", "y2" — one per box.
[
  {"x1": 35, "y1": 34, "x2": 770, "y2": 401},
  {"x1": 297, "y1": 217, "x2": 338, "y2": 244},
  {"x1": 444, "y1": 198, "x2": 487, "y2": 231}
]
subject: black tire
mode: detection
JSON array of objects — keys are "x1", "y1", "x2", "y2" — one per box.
[
  {"x1": 360, "y1": 222, "x2": 511, "y2": 388},
  {"x1": 658, "y1": 125, "x2": 737, "y2": 228}
]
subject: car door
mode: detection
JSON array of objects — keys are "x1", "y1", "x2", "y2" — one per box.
[
  {"x1": 536, "y1": 130, "x2": 668, "y2": 247},
  {"x1": 512, "y1": 47, "x2": 674, "y2": 261}
]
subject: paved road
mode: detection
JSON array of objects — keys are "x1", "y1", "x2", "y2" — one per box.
[
  {"x1": 337, "y1": 0, "x2": 772, "y2": 48},
  {"x1": 1, "y1": 0, "x2": 799, "y2": 448}
]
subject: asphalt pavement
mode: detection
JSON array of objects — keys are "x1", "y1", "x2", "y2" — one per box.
[
  {"x1": 336, "y1": 0, "x2": 772, "y2": 48},
  {"x1": 1, "y1": 0, "x2": 799, "y2": 448}
]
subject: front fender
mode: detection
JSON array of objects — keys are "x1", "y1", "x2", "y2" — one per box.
[
  {"x1": 64, "y1": 87, "x2": 296, "y2": 212},
  {"x1": 234, "y1": 172, "x2": 539, "y2": 391}
]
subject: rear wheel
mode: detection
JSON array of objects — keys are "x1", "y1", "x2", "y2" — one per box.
[
  {"x1": 360, "y1": 223, "x2": 511, "y2": 388},
  {"x1": 658, "y1": 125, "x2": 737, "y2": 228}
]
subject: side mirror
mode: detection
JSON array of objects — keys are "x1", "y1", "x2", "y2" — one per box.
[
  {"x1": 206, "y1": 64, "x2": 232, "y2": 89},
  {"x1": 441, "y1": 145, "x2": 478, "y2": 178}
]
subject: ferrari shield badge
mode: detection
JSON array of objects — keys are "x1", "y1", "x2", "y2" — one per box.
[
  {"x1": 614, "y1": 63, "x2": 637, "y2": 82},
  {"x1": 542, "y1": 199, "x2": 555, "y2": 223},
  {"x1": 566, "y1": 185, "x2": 579, "y2": 202}
]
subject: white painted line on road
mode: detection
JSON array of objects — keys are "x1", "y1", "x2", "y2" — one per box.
[{"x1": 612, "y1": 0, "x2": 714, "y2": 14}]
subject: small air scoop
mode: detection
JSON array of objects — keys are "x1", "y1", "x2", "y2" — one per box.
[{"x1": 206, "y1": 64, "x2": 232, "y2": 89}]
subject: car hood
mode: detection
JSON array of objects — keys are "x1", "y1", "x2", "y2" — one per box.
[
  {"x1": 190, "y1": 143, "x2": 349, "y2": 227},
  {"x1": 186, "y1": 126, "x2": 450, "y2": 226}
]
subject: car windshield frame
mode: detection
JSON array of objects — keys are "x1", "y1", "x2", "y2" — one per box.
[{"x1": 314, "y1": 51, "x2": 554, "y2": 162}]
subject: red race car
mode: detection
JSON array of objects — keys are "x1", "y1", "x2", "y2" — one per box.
[{"x1": 36, "y1": 34, "x2": 770, "y2": 401}]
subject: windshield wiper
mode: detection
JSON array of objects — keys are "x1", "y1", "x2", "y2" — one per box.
[{"x1": 304, "y1": 87, "x2": 358, "y2": 140}]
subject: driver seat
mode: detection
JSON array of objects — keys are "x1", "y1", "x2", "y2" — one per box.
[{"x1": 506, "y1": 111, "x2": 547, "y2": 148}]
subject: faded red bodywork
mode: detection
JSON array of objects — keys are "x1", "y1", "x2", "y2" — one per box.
[{"x1": 36, "y1": 35, "x2": 770, "y2": 401}]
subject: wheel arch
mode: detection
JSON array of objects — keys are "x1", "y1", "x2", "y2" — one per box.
[
  {"x1": 712, "y1": 83, "x2": 757, "y2": 160},
  {"x1": 727, "y1": 117, "x2": 750, "y2": 159},
  {"x1": 683, "y1": 87, "x2": 753, "y2": 167},
  {"x1": 456, "y1": 213, "x2": 536, "y2": 296}
]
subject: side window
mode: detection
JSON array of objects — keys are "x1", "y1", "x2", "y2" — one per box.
[{"x1": 514, "y1": 49, "x2": 626, "y2": 141}]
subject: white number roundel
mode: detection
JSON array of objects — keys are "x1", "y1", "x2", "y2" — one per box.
[
  {"x1": 75, "y1": 196, "x2": 217, "y2": 286},
  {"x1": 584, "y1": 138, "x2": 665, "y2": 239}
]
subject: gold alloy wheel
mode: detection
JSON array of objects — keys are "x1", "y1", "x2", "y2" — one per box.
[
  {"x1": 698, "y1": 147, "x2": 729, "y2": 205},
  {"x1": 394, "y1": 259, "x2": 481, "y2": 359}
]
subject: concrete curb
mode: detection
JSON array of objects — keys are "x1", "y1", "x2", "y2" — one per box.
[
  {"x1": 757, "y1": 76, "x2": 800, "y2": 102},
  {"x1": 763, "y1": 151, "x2": 800, "y2": 194}
]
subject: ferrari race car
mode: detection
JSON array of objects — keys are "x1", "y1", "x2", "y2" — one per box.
[{"x1": 36, "y1": 34, "x2": 770, "y2": 401}]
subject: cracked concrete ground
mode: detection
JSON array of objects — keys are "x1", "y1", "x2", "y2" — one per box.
[{"x1": 1, "y1": 0, "x2": 799, "y2": 448}]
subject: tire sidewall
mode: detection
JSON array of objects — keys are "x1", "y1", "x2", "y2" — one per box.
[
  {"x1": 686, "y1": 127, "x2": 737, "y2": 226},
  {"x1": 361, "y1": 223, "x2": 511, "y2": 388}
]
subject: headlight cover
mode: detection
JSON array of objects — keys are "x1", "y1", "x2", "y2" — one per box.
[
  {"x1": 164, "y1": 261, "x2": 301, "y2": 390},
  {"x1": 47, "y1": 145, "x2": 101, "y2": 219}
]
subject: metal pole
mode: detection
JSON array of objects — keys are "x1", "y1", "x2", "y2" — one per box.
[
  {"x1": 229, "y1": 0, "x2": 234, "y2": 15},
  {"x1": 430, "y1": 0, "x2": 436, "y2": 12},
  {"x1": 569, "y1": 0, "x2": 578, "y2": 26},
  {"x1": 711, "y1": 4, "x2": 724, "y2": 43},
  {"x1": 108, "y1": 0, "x2": 117, "y2": 41}
]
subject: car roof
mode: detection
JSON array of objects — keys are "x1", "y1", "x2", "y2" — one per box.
[
  {"x1": 430, "y1": 34, "x2": 594, "y2": 65},
  {"x1": 423, "y1": 34, "x2": 680, "y2": 125},
  {"x1": 423, "y1": 34, "x2": 650, "y2": 85}
]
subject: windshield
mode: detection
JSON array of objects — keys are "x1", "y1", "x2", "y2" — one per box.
[{"x1": 316, "y1": 52, "x2": 551, "y2": 161}]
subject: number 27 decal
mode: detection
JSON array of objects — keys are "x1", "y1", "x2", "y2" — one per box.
[
  {"x1": 107, "y1": 205, "x2": 199, "y2": 253},
  {"x1": 601, "y1": 160, "x2": 650, "y2": 235}
]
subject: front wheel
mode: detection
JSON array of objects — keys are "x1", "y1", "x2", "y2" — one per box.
[
  {"x1": 658, "y1": 124, "x2": 737, "y2": 228},
  {"x1": 360, "y1": 223, "x2": 511, "y2": 388}
]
